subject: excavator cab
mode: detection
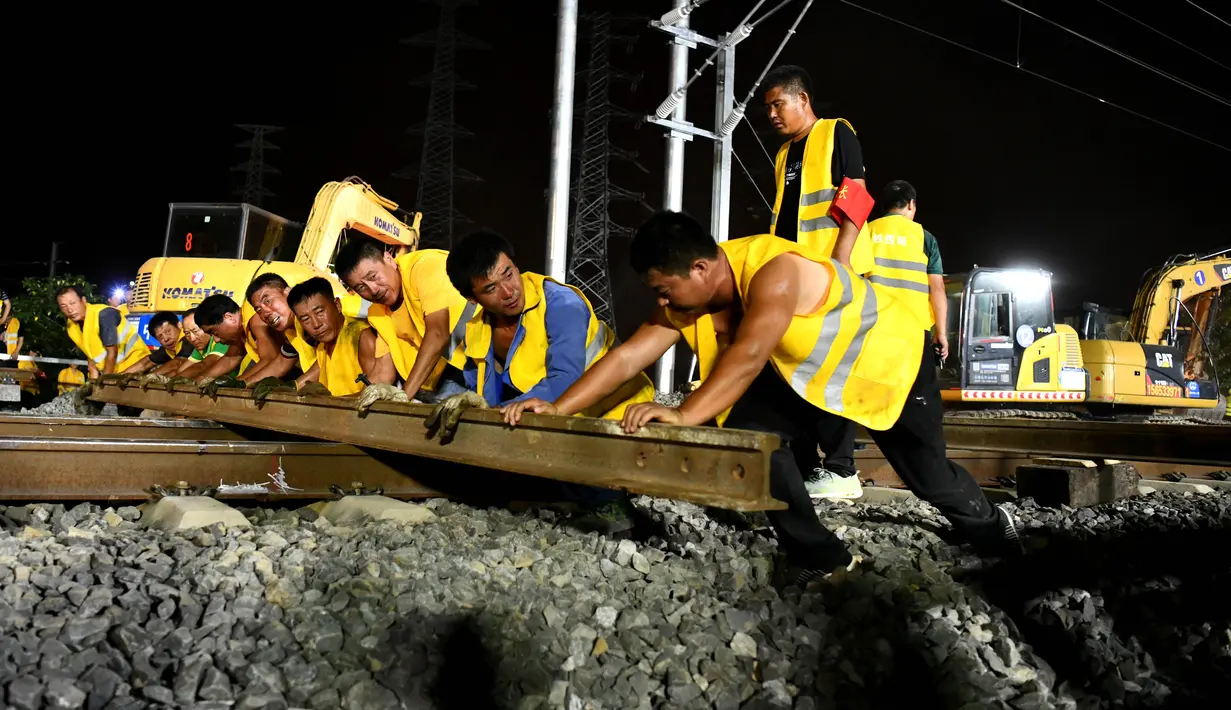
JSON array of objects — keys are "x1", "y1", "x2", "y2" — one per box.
[
  {"x1": 939, "y1": 268, "x2": 1088, "y2": 404},
  {"x1": 162, "y1": 204, "x2": 304, "y2": 262}
]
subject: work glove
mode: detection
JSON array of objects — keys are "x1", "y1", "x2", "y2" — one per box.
[
  {"x1": 251, "y1": 376, "x2": 297, "y2": 404},
  {"x1": 296, "y1": 381, "x2": 333, "y2": 398},
  {"x1": 138, "y1": 373, "x2": 172, "y2": 392},
  {"x1": 198, "y1": 374, "x2": 244, "y2": 399},
  {"x1": 425, "y1": 391, "x2": 487, "y2": 438},
  {"x1": 354, "y1": 383, "x2": 410, "y2": 414},
  {"x1": 99, "y1": 373, "x2": 129, "y2": 389}
]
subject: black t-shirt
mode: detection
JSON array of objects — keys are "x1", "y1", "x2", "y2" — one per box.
[
  {"x1": 96, "y1": 307, "x2": 123, "y2": 347},
  {"x1": 149, "y1": 339, "x2": 195, "y2": 365},
  {"x1": 776, "y1": 121, "x2": 865, "y2": 242}
]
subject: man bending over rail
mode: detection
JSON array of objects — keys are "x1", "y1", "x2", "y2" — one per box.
[
  {"x1": 503, "y1": 212, "x2": 1022, "y2": 587},
  {"x1": 334, "y1": 237, "x2": 475, "y2": 409},
  {"x1": 287, "y1": 277, "x2": 394, "y2": 397},
  {"x1": 429, "y1": 229, "x2": 657, "y2": 534},
  {"x1": 123, "y1": 311, "x2": 197, "y2": 376},
  {"x1": 190, "y1": 295, "x2": 254, "y2": 386},
  {"x1": 55, "y1": 286, "x2": 150, "y2": 378}
]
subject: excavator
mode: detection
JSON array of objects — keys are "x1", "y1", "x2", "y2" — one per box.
[
  {"x1": 126, "y1": 178, "x2": 420, "y2": 342},
  {"x1": 939, "y1": 247, "x2": 1228, "y2": 418}
]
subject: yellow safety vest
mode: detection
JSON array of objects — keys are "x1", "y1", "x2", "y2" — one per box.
[
  {"x1": 4, "y1": 318, "x2": 19, "y2": 356},
  {"x1": 66, "y1": 303, "x2": 150, "y2": 373},
  {"x1": 666, "y1": 235, "x2": 922, "y2": 430},
  {"x1": 17, "y1": 359, "x2": 40, "y2": 395},
  {"x1": 770, "y1": 118, "x2": 873, "y2": 274},
  {"x1": 367, "y1": 250, "x2": 474, "y2": 391},
  {"x1": 316, "y1": 318, "x2": 368, "y2": 397},
  {"x1": 241, "y1": 301, "x2": 317, "y2": 374},
  {"x1": 462, "y1": 272, "x2": 655, "y2": 419},
  {"x1": 867, "y1": 214, "x2": 933, "y2": 328},
  {"x1": 57, "y1": 366, "x2": 85, "y2": 395}
]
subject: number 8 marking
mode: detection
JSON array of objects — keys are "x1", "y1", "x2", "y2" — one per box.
[{"x1": 185, "y1": 233, "x2": 193, "y2": 251}]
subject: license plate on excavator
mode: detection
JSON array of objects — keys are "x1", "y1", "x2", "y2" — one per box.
[{"x1": 0, "y1": 383, "x2": 20, "y2": 402}]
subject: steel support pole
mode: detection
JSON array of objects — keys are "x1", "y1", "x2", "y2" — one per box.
[
  {"x1": 710, "y1": 37, "x2": 735, "y2": 244},
  {"x1": 654, "y1": 0, "x2": 691, "y2": 393},
  {"x1": 545, "y1": 0, "x2": 579, "y2": 282}
]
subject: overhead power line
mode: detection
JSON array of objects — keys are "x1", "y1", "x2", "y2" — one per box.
[
  {"x1": 997, "y1": 0, "x2": 1229, "y2": 107},
  {"x1": 1185, "y1": 1, "x2": 1231, "y2": 29},
  {"x1": 836, "y1": 1, "x2": 1230, "y2": 153},
  {"x1": 1092, "y1": 0, "x2": 1229, "y2": 72}
]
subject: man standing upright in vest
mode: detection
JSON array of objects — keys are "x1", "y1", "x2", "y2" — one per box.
[
  {"x1": 55, "y1": 286, "x2": 150, "y2": 378},
  {"x1": 763, "y1": 64, "x2": 874, "y2": 500},
  {"x1": 867, "y1": 181, "x2": 949, "y2": 361}
]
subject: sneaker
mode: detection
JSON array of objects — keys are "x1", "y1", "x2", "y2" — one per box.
[
  {"x1": 775, "y1": 554, "x2": 863, "y2": 590},
  {"x1": 998, "y1": 504, "x2": 1024, "y2": 555},
  {"x1": 569, "y1": 498, "x2": 636, "y2": 537},
  {"x1": 805, "y1": 468, "x2": 863, "y2": 499}
]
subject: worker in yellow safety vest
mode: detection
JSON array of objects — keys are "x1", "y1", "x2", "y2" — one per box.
[
  {"x1": 433, "y1": 230, "x2": 658, "y2": 534},
  {"x1": 866, "y1": 180, "x2": 949, "y2": 360},
  {"x1": 335, "y1": 237, "x2": 475, "y2": 405},
  {"x1": 762, "y1": 64, "x2": 878, "y2": 501},
  {"x1": 287, "y1": 277, "x2": 393, "y2": 397},
  {"x1": 123, "y1": 311, "x2": 197, "y2": 377},
  {"x1": 3, "y1": 315, "x2": 21, "y2": 358},
  {"x1": 504, "y1": 212, "x2": 1022, "y2": 586},
  {"x1": 56, "y1": 286, "x2": 150, "y2": 378},
  {"x1": 57, "y1": 364, "x2": 86, "y2": 395},
  {"x1": 190, "y1": 296, "x2": 254, "y2": 381}
]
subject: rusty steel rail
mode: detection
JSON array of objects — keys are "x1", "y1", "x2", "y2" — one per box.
[
  {"x1": 0, "y1": 414, "x2": 245, "y2": 441},
  {"x1": 856, "y1": 418, "x2": 1230, "y2": 467},
  {"x1": 88, "y1": 382, "x2": 786, "y2": 512},
  {"x1": 0, "y1": 436, "x2": 438, "y2": 501}
]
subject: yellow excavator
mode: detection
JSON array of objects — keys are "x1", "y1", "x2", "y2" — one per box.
[
  {"x1": 940, "y1": 247, "x2": 1228, "y2": 417},
  {"x1": 126, "y1": 178, "x2": 420, "y2": 341}
]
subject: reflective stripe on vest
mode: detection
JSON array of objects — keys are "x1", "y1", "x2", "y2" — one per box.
[
  {"x1": 4, "y1": 318, "x2": 19, "y2": 356},
  {"x1": 866, "y1": 214, "x2": 933, "y2": 328},
  {"x1": 769, "y1": 119, "x2": 873, "y2": 274},
  {"x1": 666, "y1": 235, "x2": 922, "y2": 430}
]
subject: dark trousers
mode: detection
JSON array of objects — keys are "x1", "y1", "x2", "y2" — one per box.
[{"x1": 724, "y1": 331, "x2": 1001, "y2": 570}]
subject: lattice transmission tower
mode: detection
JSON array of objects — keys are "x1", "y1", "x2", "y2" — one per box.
[
  {"x1": 232, "y1": 124, "x2": 283, "y2": 207},
  {"x1": 394, "y1": 0, "x2": 488, "y2": 249},
  {"x1": 568, "y1": 13, "x2": 649, "y2": 325}
]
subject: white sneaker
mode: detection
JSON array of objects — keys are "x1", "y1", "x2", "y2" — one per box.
[{"x1": 805, "y1": 468, "x2": 863, "y2": 499}]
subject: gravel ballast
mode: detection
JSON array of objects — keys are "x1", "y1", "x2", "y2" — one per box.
[{"x1": 2, "y1": 487, "x2": 1227, "y2": 709}]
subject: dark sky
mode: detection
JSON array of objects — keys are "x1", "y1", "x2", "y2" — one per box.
[{"x1": 8, "y1": 0, "x2": 1229, "y2": 338}]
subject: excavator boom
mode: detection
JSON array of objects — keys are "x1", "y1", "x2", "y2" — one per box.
[
  {"x1": 1129, "y1": 247, "x2": 1230, "y2": 345},
  {"x1": 295, "y1": 178, "x2": 421, "y2": 271}
]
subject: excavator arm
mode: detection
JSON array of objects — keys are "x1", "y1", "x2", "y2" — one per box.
[
  {"x1": 295, "y1": 177, "x2": 422, "y2": 271},
  {"x1": 1130, "y1": 248, "x2": 1230, "y2": 346}
]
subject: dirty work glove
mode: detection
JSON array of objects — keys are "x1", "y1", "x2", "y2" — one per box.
[
  {"x1": 424, "y1": 391, "x2": 487, "y2": 437},
  {"x1": 296, "y1": 381, "x2": 333, "y2": 398},
  {"x1": 138, "y1": 373, "x2": 172, "y2": 391},
  {"x1": 99, "y1": 373, "x2": 128, "y2": 389},
  {"x1": 71, "y1": 380, "x2": 95, "y2": 408},
  {"x1": 165, "y1": 375, "x2": 196, "y2": 393},
  {"x1": 251, "y1": 376, "x2": 297, "y2": 404},
  {"x1": 199, "y1": 374, "x2": 244, "y2": 399},
  {"x1": 354, "y1": 383, "x2": 410, "y2": 413}
]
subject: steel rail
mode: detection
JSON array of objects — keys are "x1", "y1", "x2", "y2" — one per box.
[
  {"x1": 0, "y1": 436, "x2": 439, "y2": 501},
  {"x1": 856, "y1": 418, "x2": 1230, "y2": 466},
  {"x1": 88, "y1": 383, "x2": 786, "y2": 512},
  {"x1": 0, "y1": 414, "x2": 245, "y2": 441}
]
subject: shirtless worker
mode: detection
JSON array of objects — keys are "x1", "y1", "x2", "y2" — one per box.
[
  {"x1": 55, "y1": 286, "x2": 150, "y2": 378},
  {"x1": 189, "y1": 295, "x2": 254, "y2": 383},
  {"x1": 334, "y1": 237, "x2": 475, "y2": 407},
  {"x1": 763, "y1": 64, "x2": 876, "y2": 500},
  {"x1": 287, "y1": 277, "x2": 394, "y2": 396},
  {"x1": 432, "y1": 229, "x2": 657, "y2": 533},
  {"x1": 504, "y1": 212, "x2": 1020, "y2": 586},
  {"x1": 241, "y1": 274, "x2": 320, "y2": 383}
]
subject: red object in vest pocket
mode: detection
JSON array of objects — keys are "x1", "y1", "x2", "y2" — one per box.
[{"x1": 828, "y1": 178, "x2": 875, "y2": 230}]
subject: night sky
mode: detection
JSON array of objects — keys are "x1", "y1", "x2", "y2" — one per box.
[{"x1": 8, "y1": 0, "x2": 1228, "y2": 339}]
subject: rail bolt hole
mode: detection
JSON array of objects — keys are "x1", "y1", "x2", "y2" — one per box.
[
  {"x1": 732, "y1": 464, "x2": 745, "y2": 480},
  {"x1": 680, "y1": 457, "x2": 690, "y2": 474},
  {"x1": 636, "y1": 452, "x2": 647, "y2": 468}
]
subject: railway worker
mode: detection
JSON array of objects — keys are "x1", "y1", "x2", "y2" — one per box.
[
  {"x1": 432, "y1": 229, "x2": 657, "y2": 533},
  {"x1": 55, "y1": 285, "x2": 151, "y2": 378},
  {"x1": 0, "y1": 288, "x2": 12, "y2": 328},
  {"x1": 171, "y1": 308, "x2": 231, "y2": 377},
  {"x1": 125, "y1": 311, "x2": 196, "y2": 376},
  {"x1": 191, "y1": 295, "x2": 255, "y2": 381},
  {"x1": 241, "y1": 274, "x2": 319, "y2": 382},
  {"x1": 503, "y1": 212, "x2": 1021, "y2": 586},
  {"x1": 287, "y1": 277, "x2": 394, "y2": 396},
  {"x1": 763, "y1": 64, "x2": 877, "y2": 500},
  {"x1": 3, "y1": 312, "x2": 22, "y2": 358},
  {"x1": 867, "y1": 180, "x2": 949, "y2": 362},
  {"x1": 335, "y1": 237, "x2": 474, "y2": 406},
  {"x1": 106, "y1": 285, "x2": 131, "y2": 317},
  {"x1": 57, "y1": 364, "x2": 86, "y2": 395}
]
